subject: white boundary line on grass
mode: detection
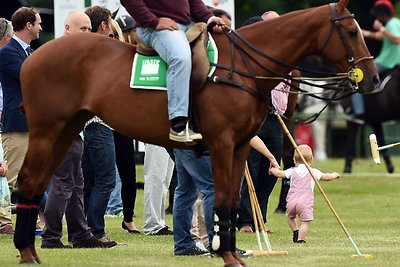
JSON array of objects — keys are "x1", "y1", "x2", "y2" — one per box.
[{"x1": 342, "y1": 173, "x2": 400, "y2": 178}]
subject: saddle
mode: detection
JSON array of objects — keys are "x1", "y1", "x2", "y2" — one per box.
[{"x1": 136, "y1": 23, "x2": 210, "y2": 94}]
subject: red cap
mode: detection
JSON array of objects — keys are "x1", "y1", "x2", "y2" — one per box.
[{"x1": 373, "y1": 0, "x2": 395, "y2": 13}]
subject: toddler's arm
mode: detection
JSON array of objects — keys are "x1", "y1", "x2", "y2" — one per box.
[
  {"x1": 320, "y1": 172, "x2": 340, "y2": 181},
  {"x1": 269, "y1": 167, "x2": 286, "y2": 179}
]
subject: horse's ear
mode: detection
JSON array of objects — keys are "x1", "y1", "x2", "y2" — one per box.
[{"x1": 337, "y1": 0, "x2": 349, "y2": 10}]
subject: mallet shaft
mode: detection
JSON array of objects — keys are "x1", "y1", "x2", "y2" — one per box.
[{"x1": 377, "y1": 142, "x2": 400, "y2": 151}]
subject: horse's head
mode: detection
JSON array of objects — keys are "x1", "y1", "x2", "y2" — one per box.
[{"x1": 317, "y1": 0, "x2": 380, "y2": 94}]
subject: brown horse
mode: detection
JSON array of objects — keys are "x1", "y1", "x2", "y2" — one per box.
[{"x1": 15, "y1": 0, "x2": 378, "y2": 265}]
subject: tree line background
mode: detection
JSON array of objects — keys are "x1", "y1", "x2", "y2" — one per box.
[{"x1": 0, "y1": 0, "x2": 399, "y2": 55}]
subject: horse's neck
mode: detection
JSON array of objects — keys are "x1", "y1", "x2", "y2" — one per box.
[{"x1": 240, "y1": 8, "x2": 327, "y2": 75}]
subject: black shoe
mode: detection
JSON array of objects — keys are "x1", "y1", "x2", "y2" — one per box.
[
  {"x1": 293, "y1": 230, "x2": 299, "y2": 243},
  {"x1": 41, "y1": 241, "x2": 72, "y2": 249},
  {"x1": 73, "y1": 236, "x2": 117, "y2": 248},
  {"x1": 151, "y1": 226, "x2": 173, "y2": 235},
  {"x1": 122, "y1": 221, "x2": 141, "y2": 234},
  {"x1": 165, "y1": 206, "x2": 173, "y2": 215},
  {"x1": 175, "y1": 246, "x2": 209, "y2": 256},
  {"x1": 235, "y1": 247, "x2": 252, "y2": 258},
  {"x1": 296, "y1": 240, "x2": 306, "y2": 244},
  {"x1": 275, "y1": 207, "x2": 286, "y2": 213}
]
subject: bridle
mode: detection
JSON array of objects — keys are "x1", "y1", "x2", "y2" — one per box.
[
  {"x1": 208, "y1": 3, "x2": 374, "y2": 102},
  {"x1": 318, "y1": 3, "x2": 374, "y2": 90}
]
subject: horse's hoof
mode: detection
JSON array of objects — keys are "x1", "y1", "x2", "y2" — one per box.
[
  {"x1": 343, "y1": 165, "x2": 352, "y2": 173},
  {"x1": 386, "y1": 164, "x2": 394, "y2": 173},
  {"x1": 224, "y1": 264, "x2": 243, "y2": 267},
  {"x1": 20, "y1": 259, "x2": 39, "y2": 264}
]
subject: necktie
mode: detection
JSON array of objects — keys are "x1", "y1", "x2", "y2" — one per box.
[{"x1": 26, "y1": 46, "x2": 33, "y2": 56}]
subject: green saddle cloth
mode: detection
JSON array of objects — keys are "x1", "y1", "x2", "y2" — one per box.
[{"x1": 130, "y1": 34, "x2": 218, "y2": 90}]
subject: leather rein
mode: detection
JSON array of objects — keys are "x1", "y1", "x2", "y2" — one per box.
[{"x1": 207, "y1": 3, "x2": 374, "y2": 103}]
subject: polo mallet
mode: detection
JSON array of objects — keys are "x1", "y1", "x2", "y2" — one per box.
[
  {"x1": 369, "y1": 134, "x2": 400, "y2": 164},
  {"x1": 275, "y1": 112, "x2": 373, "y2": 260},
  {"x1": 244, "y1": 162, "x2": 288, "y2": 256}
]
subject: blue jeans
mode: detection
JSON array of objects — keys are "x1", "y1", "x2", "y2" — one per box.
[
  {"x1": 172, "y1": 149, "x2": 214, "y2": 254},
  {"x1": 106, "y1": 165, "x2": 123, "y2": 215},
  {"x1": 136, "y1": 22, "x2": 193, "y2": 120},
  {"x1": 82, "y1": 123, "x2": 116, "y2": 238}
]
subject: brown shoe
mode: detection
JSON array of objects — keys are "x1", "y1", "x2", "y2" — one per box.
[
  {"x1": 0, "y1": 224, "x2": 14, "y2": 234},
  {"x1": 41, "y1": 241, "x2": 72, "y2": 249},
  {"x1": 239, "y1": 225, "x2": 253, "y2": 233},
  {"x1": 73, "y1": 236, "x2": 117, "y2": 248}
]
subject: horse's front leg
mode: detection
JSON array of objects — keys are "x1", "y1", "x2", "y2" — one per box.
[
  {"x1": 372, "y1": 123, "x2": 394, "y2": 173},
  {"x1": 229, "y1": 144, "x2": 251, "y2": 266},
  {"x1": 209, "y1": 143, "x2": 243, "y2": 267}
]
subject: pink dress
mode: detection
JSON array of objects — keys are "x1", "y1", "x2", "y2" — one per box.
[{"x1": 285, "y1": 165, "x2": 323, "y2": 222}]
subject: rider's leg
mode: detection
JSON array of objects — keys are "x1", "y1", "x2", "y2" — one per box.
[{"x1": 136, "y1": 23, "x2": 202, "y2": 142}]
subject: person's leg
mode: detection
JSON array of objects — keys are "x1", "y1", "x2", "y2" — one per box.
[
  {"x1": 105, "y1": 167, "x2": 123, "y2": 216},
  {"x1": 173, "y1": 149, "x2": 198, "y2": 254},
  {"x1": 143, "y1": 144, "x2": 173, "y2": 234},
  {"x1": 190, "y1": 194, "x2": 208, "y2": 246},
  {"x1": 166, "y1": 167, "x2": 177, "y2": 214},
  {"x1": 41, "y1": 158, "x2": 72, "y2": 247},
  {"x1": 350, "y1": 93, "x2": 365, "y2": 116},
  {"x1": 256, "y1": 117, "x2": 282, "y2": 223},
  {"x1": 0, "y1": 133, "x2": 28, "y2": 230},
  {"x1": 113, "y1": 131, "x2": 137, "y2": 225},
  {"x1": 65, "y1": 138, "x2": 92, "y2": 244},
  {"x1": 1, "y1": 132, "x2": 29, "y2": 191},
  {"x1": 136, "y1": 24, "x2": 201, "y2": 142},
  {"x1": 82, "y1": 123, "x2": 116, "y2": 238},
  {"x1": 185, "y1": 153, "x2": 214, "y2": 246},
  {"x1": 298, "y1": 221, "x2": 309, "y2": 241},
  {"x1": 287, "y1": 216, "x2": 297, "y2": 231},
  {"x1": 137, "y1": 25, "x2": 191, "y2": 120}
]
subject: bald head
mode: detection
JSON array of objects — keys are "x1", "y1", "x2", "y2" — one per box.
[
  {"x1": 64, "y1": 11, "x2": 92, "y2": 36},
  {"x1": 261, "y1": 11, "x2": 280, "y2": 21}
]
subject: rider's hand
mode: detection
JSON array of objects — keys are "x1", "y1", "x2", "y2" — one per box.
[
  {"x1": 207, "y1": 16, "x2": 226, "y2": 33},
  {"x1": 156, "y1": 17, "x2": 179, "y2": 31}
]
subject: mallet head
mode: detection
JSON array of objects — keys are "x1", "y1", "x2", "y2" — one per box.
[{"x1": 369, "y1": 134, "x2": 380, "y2": 164}]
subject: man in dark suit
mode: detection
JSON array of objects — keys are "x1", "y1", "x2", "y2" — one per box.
[{"x1": 0, "y1": 7, "x2": 42, "y2": 234}]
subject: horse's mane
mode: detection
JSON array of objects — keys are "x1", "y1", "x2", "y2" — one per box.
[{"x1": 237, "y1": 4, "x2": 328, "y2": 36}]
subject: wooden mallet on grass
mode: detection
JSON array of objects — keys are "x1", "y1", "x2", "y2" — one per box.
[
  {"x1": 244, "y1": 162, "x2": 288, "y2": 256},
  {"x1": 369, "y1": 134, "x2": 400, "y2": 164}
]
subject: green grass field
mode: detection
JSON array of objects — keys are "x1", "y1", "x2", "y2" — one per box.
[{"x1": 1, "y1": 158, "x2": 399, "y2": 266}]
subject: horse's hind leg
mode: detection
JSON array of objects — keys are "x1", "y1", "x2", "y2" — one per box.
[
  {"x1": 15, "y1": 118, "x2": 84, "y2": 263},
  {"x1": 14, "y1": 137, "x2": 58, "y2": 263}
]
